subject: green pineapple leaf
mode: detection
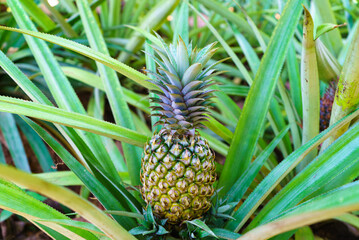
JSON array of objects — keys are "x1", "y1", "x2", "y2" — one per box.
[{"x1": 186, "y1": 219, "x2": 218, "y2": 238}]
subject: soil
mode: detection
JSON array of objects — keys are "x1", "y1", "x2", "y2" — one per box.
[
  {"x1": 312, "y1": 220, "x2": 359, "y2": 240},
  {"x1": 0, "y1": 216, "x2": 51, "y2": 240}
]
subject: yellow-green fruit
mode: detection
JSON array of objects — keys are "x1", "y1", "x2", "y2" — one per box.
[
  {"x1": 141, "y1": 36, "x2": 220, "y2": 224},
  {"x1": 140, "y1": 130, "x2": 216, "y2": 224}
]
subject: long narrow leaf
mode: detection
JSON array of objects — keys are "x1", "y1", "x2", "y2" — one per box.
[
  {"x1": 297, "y1": 7, "x2": 319, "y2": 171},
  {"x1": 218, "y1": 0, "x2": 304, "y2": 193},
  {"x1": 61, "y1": 66, "x2": 150, "y2": 113},
  {"x1": 7, "y1": 0, "x2": 121, "y2": 183},
  {"x1": 0, "y1": 26, "x2": 229, "y2": 138},
  {"x1": 0, "y1": 25, "x2": 154, "y2": 90},
  {"x1": 0, "y1": 112, "x2": 31, "y2": 172},
  {"x1": 15, "y1": 116, "x2": 54, "y2": 172},
  {"x1": 312, "y1": 0, "x2": 343, "y2": 56},
  {"x1": 76, "y1": 0, "x2": 143, "y2": 185},
  {"x1": 108, "y1": 0, "x2": 121, "y2": 37},
  {"x1": 118, "y1": 0, "x2": 180, "y2": 62},
  {"x1": 0, "y1": 96, "x2": 148, "y2": 147},
  {"x1": 37, "y1": 219, "x2": 105, "y2": 237},
  {"x1": 22, "y1": 117, "x2": 138, "y2": 228},
  {"x1": 226, "y1": 108, "x2": 359, "y2": 232},
  {"x1": 173, "y1": 1, "x2": 189, "y2": 45},
  {"x1": 40, "y1": 0, "x2": 78, "y2": 38},
  {"x1": 226, "y1": 127, "x2": 289, "y2": 204},
  {"x1": 238, "y1": 181, "x2": 359, "y2": 240},
  {"x1": 286, "y1": 40, "x2": 302, "y2": 118},
  {"x1": 35, "y1": 171, "x2": 83, "y2": 187},
  {"x1": 0, "y1": 50, "x2": 51, "y2": 105},
  {"x1": 0, "y1": 165, "x2": 136, "y2": 240},
  {"x1": 189, "y1": 3, "x2": 253, "y2": 85},
  {"x1": 321, "y1": 21, "x2": 359, "y2": 150},
  {"x1": 196, "y1": 0, "x2": 266, "y2": 42},
  {"x1": 18, "y1": 0, "x2": 56, "y2": 31},
  {"x1": 247, "y1": 121, "x2": 359, "y2": 229},
  {"x1": 0, "y1": 178, "x2": 98, "y2": 239}
]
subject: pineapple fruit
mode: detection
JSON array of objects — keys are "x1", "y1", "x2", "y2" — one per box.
[
  {"x1": 140, "y1": 37, "x2": 219, "y2": 224},
  {"x1": 320, "y1": 81, "x2": 336, "y2": 131}
]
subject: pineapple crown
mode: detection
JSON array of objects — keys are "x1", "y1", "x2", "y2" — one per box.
[{"x1": 146, "y1": 34, "x2": 224, "y2": 135}]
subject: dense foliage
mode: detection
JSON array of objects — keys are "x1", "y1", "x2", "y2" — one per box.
[{"x1": 0, "y1": 0, "x2": 358, "y2": 239}]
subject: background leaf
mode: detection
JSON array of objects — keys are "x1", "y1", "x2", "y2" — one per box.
[{"x1": 218, "y1": 0, "x2": 304, "y2": 194}]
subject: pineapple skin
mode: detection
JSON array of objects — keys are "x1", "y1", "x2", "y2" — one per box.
[
  {"x1": 320, "y1": 81, "x2": 336, "y2": 131},
  {"x1": 140, "y1": 130, "x2": 216, "y2": 224}
]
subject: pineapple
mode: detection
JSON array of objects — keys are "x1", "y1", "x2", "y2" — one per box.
[
  {"x1": 140, "y1": 37, "x2": 219, "y2": 224},
  {"x1": 320, "y1": 81, "x2": 336, "y2": 131}
]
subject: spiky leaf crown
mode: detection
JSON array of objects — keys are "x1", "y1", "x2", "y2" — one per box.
[{"x1": 147, "y1": 36, "x2": 222, "y2": 134}]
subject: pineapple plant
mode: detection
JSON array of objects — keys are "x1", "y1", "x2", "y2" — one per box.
[
  {"x1": 1, "y1": 0, "x2": 359, "y2": 240},
  {"x1": 140, "y1": 37, "x2": 218, "y2": 224}
]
